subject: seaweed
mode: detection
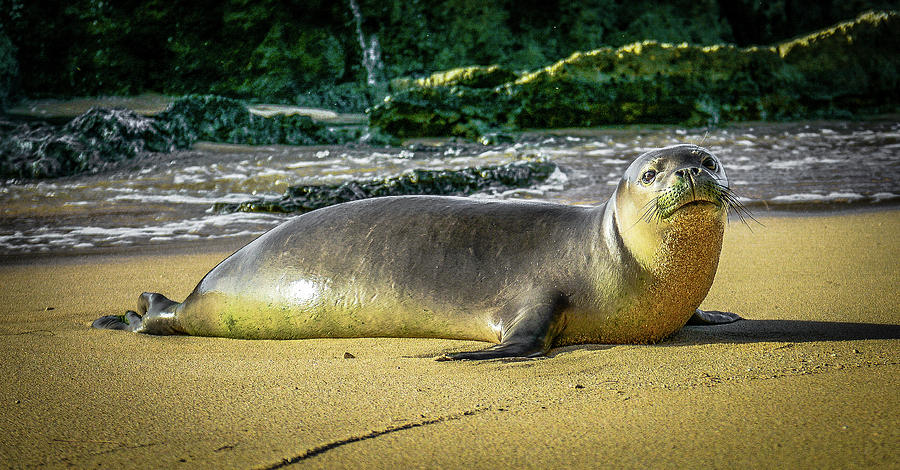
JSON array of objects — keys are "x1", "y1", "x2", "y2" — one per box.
[
  {"x1": 369, "y1": 11, "x2": 900, "y2": 137},
  {"x1": 155, "y1": 94, "x2": 343, "y2": 147},
  {"x1": 0, "y1": 95, "x2": 359, "y2": 179},
  {"x1": 214, "y1": 159, "x2": 559, "y2": 214},
  {"x1": 0, "y1": 108, "x2": 177, "y2": 179}
]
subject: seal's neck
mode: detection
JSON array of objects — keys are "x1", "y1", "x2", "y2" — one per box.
[
  {"x1": 616, "y1": 200, "x2": 725, "y2": 276},
  {"x1": 649, "y1": 207, "x2": 725, "y2": 280},
  {"x1": 644, "y1": 208, "x2": 726, "y2": 332}
]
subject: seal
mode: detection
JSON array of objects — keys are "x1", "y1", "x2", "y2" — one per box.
[{"x1": 93, "y1": 144, "x2": 743, "y2": 359}]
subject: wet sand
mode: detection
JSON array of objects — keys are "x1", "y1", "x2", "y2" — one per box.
[{"x1": 0, "y1": 210, "x2": 897, "y2": 468}]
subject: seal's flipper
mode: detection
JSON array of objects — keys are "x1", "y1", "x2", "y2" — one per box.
[
  {"x1": 138, "y1": 292, "x2": 178, "y2": 316},
  {"x1": 93, "y1": 293, "x2": 183, "y2": 335},
  {"x1": 92, "y1": 310, "x2": 143, "y2": 331},
  {"x1": 439, "y1": 290, "x2": 568, "y2": 360},
  {"x1": 687, "y1": 309, "x2": 742, "y2": 325}
]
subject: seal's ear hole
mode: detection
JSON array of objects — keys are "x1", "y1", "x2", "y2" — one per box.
[
  {"x1": 641, "y1": 169, "x2": 657, "y2": 184},
  {"x1": 702, "y1": 157, "x2": 718, "y2": 172}
]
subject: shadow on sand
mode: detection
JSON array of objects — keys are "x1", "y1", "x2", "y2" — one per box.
[
  {"x1": 433, "y1": 319, "x2": 899, "y2": 360},
  {"x1": 670, "y1": 319, "x2": 900, "y2": 345}
]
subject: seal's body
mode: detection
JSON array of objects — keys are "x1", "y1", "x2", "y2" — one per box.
[{"x1": 95, "y1": 144, "x2": 741, "y2": 359}]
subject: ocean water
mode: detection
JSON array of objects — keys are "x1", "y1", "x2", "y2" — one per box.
[{"x1": 1, "y1": 120, "x2": 898, "y2": 256}]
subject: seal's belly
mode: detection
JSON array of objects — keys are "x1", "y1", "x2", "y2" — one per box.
[{"x1": 176, "y1": 279, "x2": 500, "y2": 342}]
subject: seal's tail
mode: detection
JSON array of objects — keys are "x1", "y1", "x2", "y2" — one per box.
[{"x1": 93, "y1": 292, "x2": 181, "y2": 334}]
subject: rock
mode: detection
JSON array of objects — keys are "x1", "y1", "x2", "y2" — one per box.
[
  {"x1": 0, "y1": 108, "x2": 176, "y2": 179},
  {"x1": 368, "y1": 11, "x2": 900, "y2": 137},
  {"x1": 214, "y1": 159, "x2": 559, "y2": 214},
  {"x1": 775, "y1": 10, "x2": 900, "y2": 112},
  {"x1": 155, "y1": 94, "x2": 341, "y2": 147}
]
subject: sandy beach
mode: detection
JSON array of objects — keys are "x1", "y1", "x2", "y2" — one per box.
[{"x1": 0, "y1": 209, "x2": 897, "y2": 469}]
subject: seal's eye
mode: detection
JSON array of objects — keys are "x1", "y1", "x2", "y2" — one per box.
[
  {"x1": 641, "y1": 169, "x2": 657, "y2": 184},
  {"x1": 702, "y1": 157, "x2": 718, "y2": 172}
]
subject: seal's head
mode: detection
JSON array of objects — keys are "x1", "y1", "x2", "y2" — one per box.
[{"x1": 613, "y1": 144, "x2": 737, "y2": 269}]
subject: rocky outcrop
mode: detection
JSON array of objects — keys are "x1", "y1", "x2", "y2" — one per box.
[
  {"x1": 0, "y1": 108, "x2": 176, "y2": 179},
  {"x1": 369, "y1": 11, "x2": 899, "y2": 137},
  {"x1": 214, "y1": 159, "x2": 559, "y2": 213}
]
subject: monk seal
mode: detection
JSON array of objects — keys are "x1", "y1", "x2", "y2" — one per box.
[{"x1": 93, "y1": 144, "x2": 743, "y2": 359}]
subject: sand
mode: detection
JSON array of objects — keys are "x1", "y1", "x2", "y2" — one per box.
[{"x1": 0, "y1": 210, "x2": 897, "y2": 469}]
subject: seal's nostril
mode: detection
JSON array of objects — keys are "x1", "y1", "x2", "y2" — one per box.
[{"x1": 677, "y1": 167, "x2": 702, "y2": 177}]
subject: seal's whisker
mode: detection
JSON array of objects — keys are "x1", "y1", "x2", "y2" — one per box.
[
  {"x1": 623, "y1": 198, "x2": 654, "y2": 231},
  {"x1": 714, "y1": 183, "x2": 760, "y2": 228},
  {"x1": 637, "y1": 203, "x2": 659, "y2": 227},
  {"x1": 640, "y1": 197, "x2": 660, "y2": 225},
  {"x1": 635, "y1": 205, "x2": 653, "y2": 226},
  {"x1": 629, "y1": 196, "x2": 658, "y2": 227}
]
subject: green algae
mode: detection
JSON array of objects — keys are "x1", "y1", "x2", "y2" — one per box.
[
  {"x1": 214, "y1": 159, "x2": 559, "y2": 214},
  {"x1": 391, "y1": 65, "x2": 518, "y2": 91},
  {"x1": 156, "y1": 94, "x2": 346, "y2": 147},
  {"x1": 369, "y1": 11, "x2": 900, "y2": 137}
]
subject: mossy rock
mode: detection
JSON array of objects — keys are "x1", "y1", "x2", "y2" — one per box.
[
  {"x1": 369, "y1": 10, "x2": 899, "y2": 136},
  {"x1": 414, "y1": 65, "x2": 518, "y2": 89},
  {"x1": 775, "y1": 10, "x2": 900, "y2": 110},
  {"x1": 156, "y1": 94, "x2": 341, "y2": 147},
  {"x1": 214, "y1": 159, "x2": 559, "y2": 214},
  {"x1": 0, "y1": 94, "x2": 360, "y2": 180},
  {"x1": 511, "y1": 41, "x2": 796, "y2": 127},
  {"x1": 0, "y1": 108, "x2": 177, "y2": 179},
  {"x1": 369, "y1": 86, "x2": 509, "y2": 138},
  {"x1": 390, "y1": 65, "x2": 518, "y2": 93}
]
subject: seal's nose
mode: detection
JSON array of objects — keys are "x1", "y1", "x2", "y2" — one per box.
[{"x1": 674, "y1": 167, "x2": 703, "y2": 178}]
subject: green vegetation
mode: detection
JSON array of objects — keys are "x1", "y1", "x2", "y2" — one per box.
[
  {"x1": 214, "y1": 159, "x2": 558, "y2": 214},
  {"x1": 0, "y1": 27, "x2": 17, "y2": 110},
  {"x1": 157, "y1": 95, "x2": 348, "y2": 147},
  {"x1": 3, "y1": 1, "x2": 896, "y2": 111},
  {"x1": 371, "y1": 11, "x2": 899, "y2": 136},
  {"x1": 0, "y1": 95, "x2": 357, "y2": 179}
]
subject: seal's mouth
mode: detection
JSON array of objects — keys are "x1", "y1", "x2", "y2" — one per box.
[
  {"x1": 667, "y1": 199, "x2": 722, "y2": 220},
  {"x1": 640, "y1": 179, "x2": 751, "y2": 224},
  {"x1": 656, "y1": 177, "x2": 725, "y2": 219},
  {"x1": 679, "y1": 200, "x2": 718, "y2": 210}
]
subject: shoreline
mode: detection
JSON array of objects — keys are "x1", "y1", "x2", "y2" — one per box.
[
  {"x1": 2, "y1": 203, "x2": 898, "y2": 266},
  {"x1": 1, "y1": 209, "x2": 897, "y2": 468}
]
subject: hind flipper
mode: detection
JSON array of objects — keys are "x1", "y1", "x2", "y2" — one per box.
[
  {"x1": 93, "y1": 292, "x2": 183, "y2": 335},
  {"x1": 92, "y1": 310, "x2": 143, "y2": 331}
]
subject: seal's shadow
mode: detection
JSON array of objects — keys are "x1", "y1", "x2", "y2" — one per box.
[
  {"x1": 667, "y1": 319, "x2": 900, "y2": 345},
  {"x1": 436, "y1": 320, "x2": 899, "y2": 360}
]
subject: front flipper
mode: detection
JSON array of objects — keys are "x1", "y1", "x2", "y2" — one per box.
[
  {"x1": 438, "y1": 290, "x2": 568, "y2": 361},
  {"x1": 687, "y1": 309, "x2": 742, "y2": 325}
]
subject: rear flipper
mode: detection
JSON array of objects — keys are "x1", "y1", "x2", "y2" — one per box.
[
  {"x1": 92, "y1": 292, "x2": 182, "y2": 335},
  {"x1": 92, "y1": 310, "x2": 143, "y2": 331},
  {"x1": 687, "y1": 309, "x2": 742, "y2": 325},
  {"x1": 438, "y1": 290, "x2": 568, "y2": 361}
]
